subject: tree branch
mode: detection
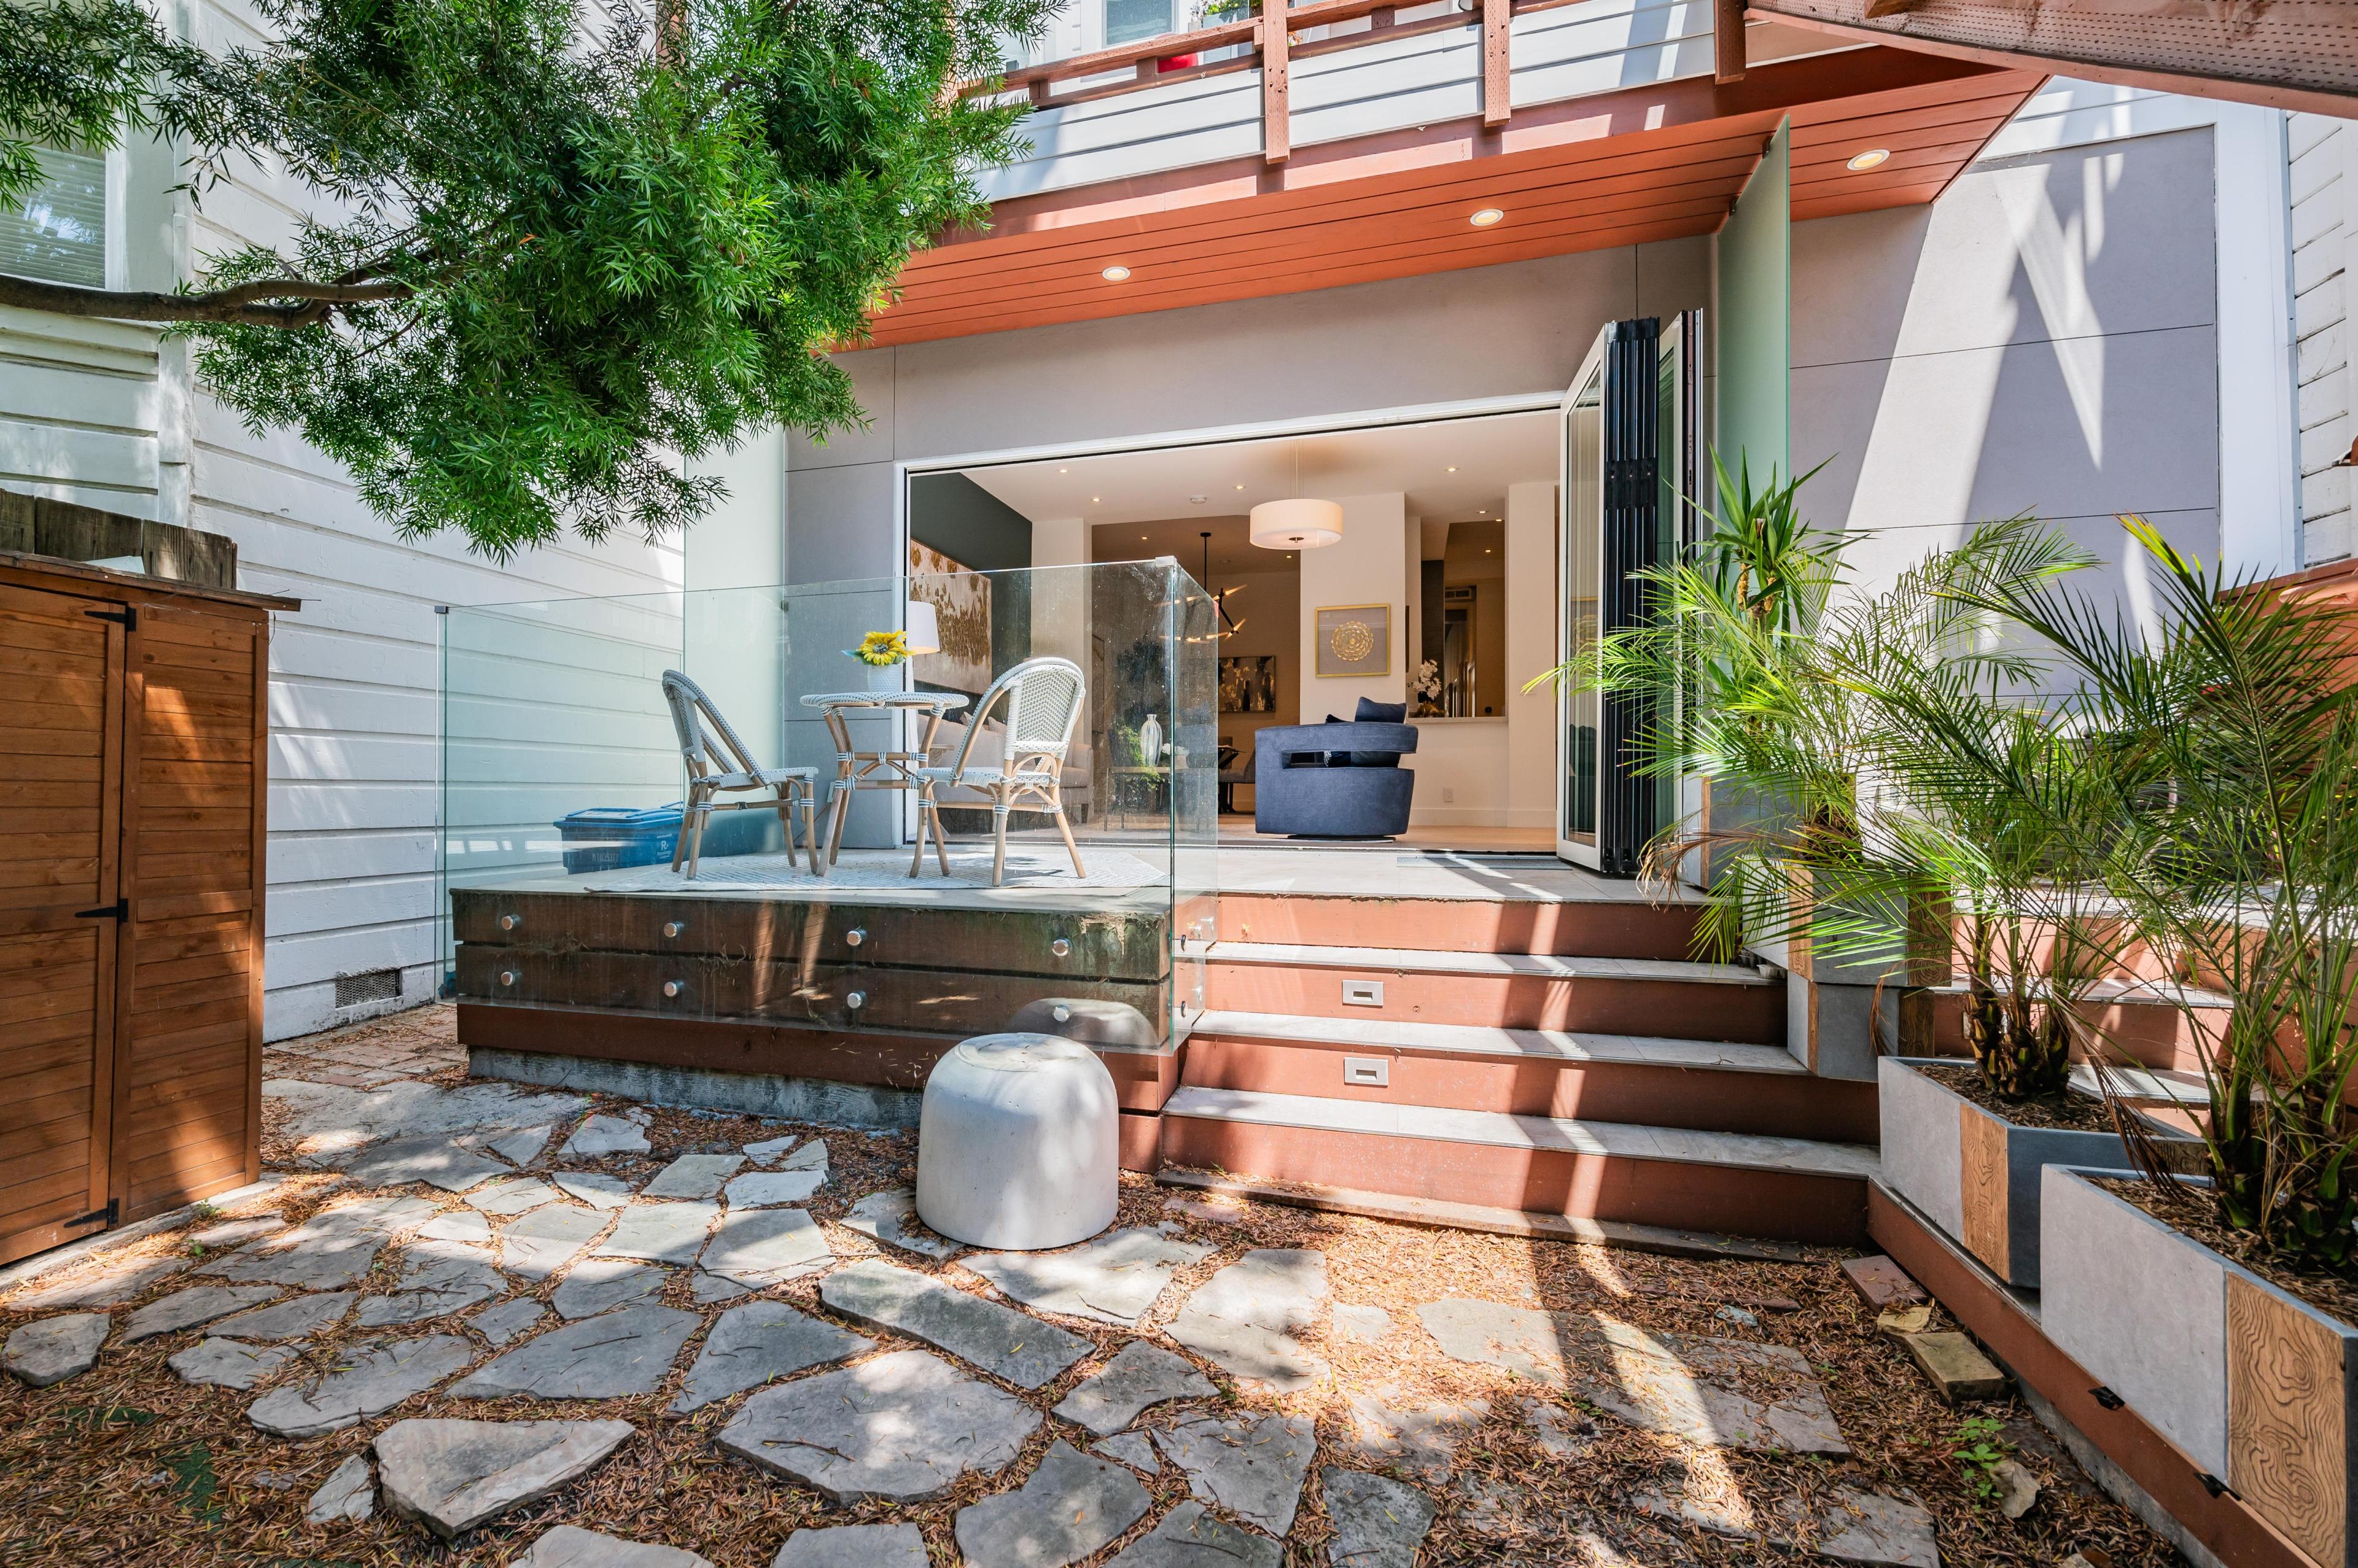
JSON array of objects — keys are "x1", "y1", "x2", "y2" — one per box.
[{"x1": 0, "y1": 272, "x2": 411, "y2": 326}]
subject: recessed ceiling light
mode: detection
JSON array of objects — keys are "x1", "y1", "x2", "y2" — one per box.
[
  {"x1": 1189, "y1": 495, "x2": 1207, "y2": 504},
  {"x1": 1469, "y1": 208, "x2": 1505, "y2": 228},
  {"x1": 1059, "y1": 467, "x2": 1069, "y2": 473},
  {"x1": 1446, "y1": 466, "x2": 1458, "y2": 473},
  {"x1": 1234, "y1": 484, "x2": 1245, "y2": 491},
  {"x1": 1847, "y1": 149, "x2": 1891, "y2": 171},
  {"x1": 1101, "y1": 264, "x2": 1132, "y2": 282}
]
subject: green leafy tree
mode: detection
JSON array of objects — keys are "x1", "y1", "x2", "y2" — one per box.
[{"x1": 0, "y1": 0, "x2": 1045, "y2": 556}]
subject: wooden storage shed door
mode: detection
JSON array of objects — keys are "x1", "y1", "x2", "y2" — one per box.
[
  {"x1": 120, "y1": 599, "x2": 265, "y2": 1223},
  {"x1": 0, "y1": 581, "x2": 123, "y2": 1265}
]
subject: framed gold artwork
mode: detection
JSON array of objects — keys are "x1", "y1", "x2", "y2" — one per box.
[{"x1": 1315, "y1": 603, "x2": 1390, "y2": 678}]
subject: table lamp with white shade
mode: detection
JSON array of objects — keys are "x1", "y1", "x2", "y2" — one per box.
[{"x1": 903, "y1": 598, "x2": 941, "y2": 656}]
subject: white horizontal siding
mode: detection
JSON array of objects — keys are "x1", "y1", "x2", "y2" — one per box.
[
  {"x1": 979, "y1": 0, "x2": 1712, "y2": 201},
  {"x1": 2289, "y1": 111, "x2": 2351, "y2": 564}
]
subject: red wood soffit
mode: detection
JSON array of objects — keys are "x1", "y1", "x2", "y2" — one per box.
[{"x1": 861, "y1": 47, "x2": 2042, "y2": 347}]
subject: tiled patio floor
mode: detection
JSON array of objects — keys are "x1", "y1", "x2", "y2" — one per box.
[{"x1": 0, "y1": 1005, "x2": 2178, "y2": 1566}]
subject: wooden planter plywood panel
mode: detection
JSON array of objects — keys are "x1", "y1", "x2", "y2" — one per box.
[{"x1": 0, "y1": 553, "x2": 289, "y2": 1265}]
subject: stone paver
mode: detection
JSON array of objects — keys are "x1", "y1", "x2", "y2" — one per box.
[
  {"x1": 122, "y1": 1284, "x2": 280, "y2": 1343},
  {"x1": 644, "y1": 1155, "x2": 743, "y2": 1200},
  {"x1": 561, "y1": 1114, "x2": 650, "y2": 1158},
  {"x1": 1340, "y1": 1392, "x2": 1490, "y2": 1485},
  {"x1": 597, "y1": 1202, "x2": 719, "y2": 1265},
  {"x1": 1634, "y1": 1483, "x2": 1937, "y2": 1568},
  {"x1": 838, "y1": 1187, "x2": 951, "y2": 1257},
  {"x1": 723, "y1": 1170, "x2": 827, "y2": 1210},
  {"x1": 468, "y1": 1178, "x2": 562, "y2": 1216},
  {"x1": 1104, "y1": 1502, "x2": 1282, "y2": 1568},
  {"x1": 1513, "y1": 1395, "x2": 1597, "y2": 1458},
  {"x1": 1323, "y1": 1470, "x2": 1436, "y2": 1568},
  {"x1": 553, "y1": 1173, "x2": 636, "y2": 1210},
  {"x1": 307, "y1": 1454, "x2": 375, "y2": 1523},
  {"x1": 769, "y1": 1523, "x2": 928, "y2": 1568},
  {"x1": 819, "y1": 1259, "x2": 1088, "y2": 1390},
  {"x1": 346, "y1": 1135, "x2": 513, "y2": 1192},
  {"x1": 451, "y1": 1305, "x2": 699, "y2": 1400},
  {"x1": 1167, "y1": 1249, "x2": 1329, "y2": 1394},
  {"x1": 171, "y1": 1336, "x2": 298, "y2": 1388},
  {"x1": 270, "y1": 1078, "x2": 583, "y2": 1162},
  {"x1": 15, "y1": 1256, "x2": 189, "y2": 1311},
  {"x1": 954, "y1": 1440, "x2": 1150, "y2": 1568},
  {"x1": 375, "y1": 1416, "x2": 635, "y2": 1539},
  {"x1": 1154, "y1": 1412, "x2": 1317, "y2": 1537},
  {"x1": 1052, "y1": 1340, "x2": 1215, "y2": 1436},
  {"x1": 741, "y1": 1134, "x2": 800, "y2": 1164},
  {"x1": 1093, "y1": 1431, "x2": 1159, "y2": 1473},
  {"x1": 502, "y1": 1205, "x2": 607, "y2": 1280},
  {"x1": 552, "y1": 1260, "x2": 669, "y2": 1319},
  {"x1": 778, "y1": 1139, "x2": 828, "y2": 1172},
  {"x1": 487, "y1": 1125, "x2": 554, "y2": 1166},
  {"x1": 247, "y1": 1335, "x2": 475, "y2": 1437},
  {"x1": 420, "y1": 1211, "x2": 496, "y2": 1244},
  {"x1": 962, "y1": 1228, "x2": 1211, "y2": 1327},
  {"x1": 1414, "y1": 1299, "x2": 1849, "y2": 1456},
  {"x1": 515, "y1": 1524, "x2": 714, "y2": 1567},
  {"x1": 190, "y1": 1216, "x2": 284, "y2": 1249},
  {"x1": 357, "y1": 1241, "x2": 507, "y2": 1328},
  {"x1": 217, "y1": 1290, "x2": 356, "y2": 1341},
  {"x1": 700, "y1": 1208, "x2": 833, "y2": 1288},
  {"x1": 4, "y1": 1313, "x2": 110, "y2": 1386},
  {"x1": 470, "y1": 1298, "x2": 549, "y2": 1346},
  {"x1": 715, "y1": 1349, "x2": 1038, "y2": 1504},
  {"x1": 1333, "y1": 1303, "x2": 1392, "y2": 1343},
  {"x1": 205, "y1": 1197, "x2": 438, "y2": 1290},
  {"x1": 669, "y1": 1300, "x2": 873, "y2": 1413}
]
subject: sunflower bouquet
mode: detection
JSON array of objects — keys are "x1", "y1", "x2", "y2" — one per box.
[{"x1": 850, "y1": 629, "x2": 911, "y2": 667}]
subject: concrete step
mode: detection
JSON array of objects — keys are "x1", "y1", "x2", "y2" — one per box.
[
  {"x1": 1183, "y1": 1011, "x2": 1874, "y2": 1143},
  {"x1": 1159, "y1": 1085, "x2": 1877, "y2": 1246},
  {"x1": 1203, "y1": 940, "x2": 1784, "y2": 1043},
  {"x1": 1216, "y1": 886, "x2": 1704, "y2": 960}
]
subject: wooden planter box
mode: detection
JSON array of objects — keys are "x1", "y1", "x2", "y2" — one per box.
[
  {"x1": 1879, "y1": 1056, "x2": 2176, "y2": 1288},
  {"x1": 2042, "y1": 1166, "x2": 2358, "y2": 1568}
]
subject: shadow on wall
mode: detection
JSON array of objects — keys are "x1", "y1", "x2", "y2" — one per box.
[{"x1": 1791, "y1": 125, "x2": 2223, "y2": 643}]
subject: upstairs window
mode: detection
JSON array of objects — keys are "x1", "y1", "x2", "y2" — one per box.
[
  {"x1": 2, "y1": 146, "x2": 107, "y2": 289},
  {"x1": 1105, "y1": 0, "x2": 1173, "y2": 45}
]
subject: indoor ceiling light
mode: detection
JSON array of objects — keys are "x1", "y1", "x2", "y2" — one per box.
[
  {"x1": 1092, "y1": 496, "x2": 1102, "y2": 503},
  {"x1": 1101, "y1": 264, "x2": 1132, "y2": 281},
  {"x1": 1250, "y1": 443, "x2": 1344, "y2": 551},
  {"x1": 1469, "y1": 207, "x2": 1505, "y2": 228},
  {"x1": 1847, "y1": 149, "x2": 1891, "y2": 171}
]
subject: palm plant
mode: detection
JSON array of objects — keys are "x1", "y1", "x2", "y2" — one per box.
[{"x1": 1956, "y1": 518, "x2": 2358, "y2": 1268}]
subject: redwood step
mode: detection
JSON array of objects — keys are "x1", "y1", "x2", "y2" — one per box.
[
  {"x1": 1216, "y1": 888, "x2": 1703, "y2": 960},
  {"x1": 1158, "y1": 1086, "x2": 1876, "y2": 1246},
  {"x1": 1184, "y1": 1011, "x2": 1875, "y2": 1143},
  {"x1": 1204, "y1": 941, "x2": 1784, "y2": 1044}
]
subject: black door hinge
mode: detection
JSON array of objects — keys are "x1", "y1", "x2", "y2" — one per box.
[
  {"x1": 64, "y1": 1199, "x2": 118, "y2": 1230},
  {"x1": 75, "y1": 899, "x2": 129, "y2": 922},
  {"x1": 84, "y1": 605, "x2": 136, "y2": 629},
  {"x1": 2090, "y1": 1386, "x2": 2125, "y2": 1410}
]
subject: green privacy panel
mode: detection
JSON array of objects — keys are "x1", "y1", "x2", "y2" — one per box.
[{"x1": 1714, "y1": 118, "x2": 1791, "y2": 490}]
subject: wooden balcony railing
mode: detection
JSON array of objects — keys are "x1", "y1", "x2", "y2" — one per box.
[{"x1": 962, "y1": 0, "x2": 1748, "y2": 167}]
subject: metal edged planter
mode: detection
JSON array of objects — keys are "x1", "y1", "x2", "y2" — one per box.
[
  {"x1": 2042, "y1": 1165, "x2": 2358, "y2": 1568},
  {"x1": 1877, "y1": 1056, "x2": 2153, "y2": 1288}
]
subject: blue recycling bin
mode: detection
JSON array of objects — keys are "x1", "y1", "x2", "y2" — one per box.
[{"x1": 553, "y1": 802, "x2": 684, "y2": 874}]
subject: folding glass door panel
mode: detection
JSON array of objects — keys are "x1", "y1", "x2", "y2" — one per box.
[{"x1": 1557, "y1": 316, "x2": 1695, "y2": 875}]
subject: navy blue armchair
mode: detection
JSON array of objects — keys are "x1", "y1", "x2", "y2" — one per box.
[{"x1": 1251, "y1": 718, "x2": 1418, "y2": 837}]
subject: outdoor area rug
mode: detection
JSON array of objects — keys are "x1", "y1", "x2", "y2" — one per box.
[{"x1": 580, "y1": 845, "x2": 1168, "y2": 893}]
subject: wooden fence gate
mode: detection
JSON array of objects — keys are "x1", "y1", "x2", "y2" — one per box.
[{"x1": 0, "y1": 550, "x2": 292, "y2": 1266}]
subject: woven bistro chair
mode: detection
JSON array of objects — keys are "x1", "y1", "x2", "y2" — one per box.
[
  {"x1": 660, "y1": 669, "x2": 820, "y2": 879},
  {"x1": 906, "y1": 656, "x2": 1087, "y2": 887}
]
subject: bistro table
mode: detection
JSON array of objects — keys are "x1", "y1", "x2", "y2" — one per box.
[{"x1": 801, "y1": 690, "x2": 971, "y2": 871}]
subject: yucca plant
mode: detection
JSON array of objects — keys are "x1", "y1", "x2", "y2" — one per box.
[{"x1": 1955, "y1": 518, "x2": 2358, "y2": 1268}]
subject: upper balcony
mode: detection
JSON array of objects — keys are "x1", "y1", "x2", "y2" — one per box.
[{"x1": 862, "y1": 0, "x2": 2045, "y2": 344}]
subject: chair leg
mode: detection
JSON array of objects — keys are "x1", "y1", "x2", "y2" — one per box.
[
  {"x1": 826, "y1": 766, "x2": 853, "y2": 866},
  {"x1": 802, "y1": 793, "x2": 820, "y2": 875},
  {"x1": 991, "y1": 798, "x2": 1010, "y2": 888},
  {"x1": 1050, "y1": 783, "x2": 1085, "y2": 877},
  {"x1": 685, "y1": 805, "x2": 709, "y2": 880},
  {"x1": 908, "y1": 786, "x2": 932, "y2": 878},
  {"x1": 929, "y1": 797, "x2": 951, "y2": 877}
]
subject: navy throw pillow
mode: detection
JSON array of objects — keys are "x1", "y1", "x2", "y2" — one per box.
[{"x1": 1355, "y1": 698, "x2": 1407, "y2": 724}]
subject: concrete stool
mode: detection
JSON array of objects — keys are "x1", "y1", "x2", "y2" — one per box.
[{"x1": 916, "y1": 1032, "x2": 1119, "y2": 1250}]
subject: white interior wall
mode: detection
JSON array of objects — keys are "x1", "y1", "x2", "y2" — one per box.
[
  {"x1": 1298, "y1": 493, "x2": 1408, "y2": 721},
  {"x1": 1503, "y1": 478, "x2": 1558, "y2": 833}
]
